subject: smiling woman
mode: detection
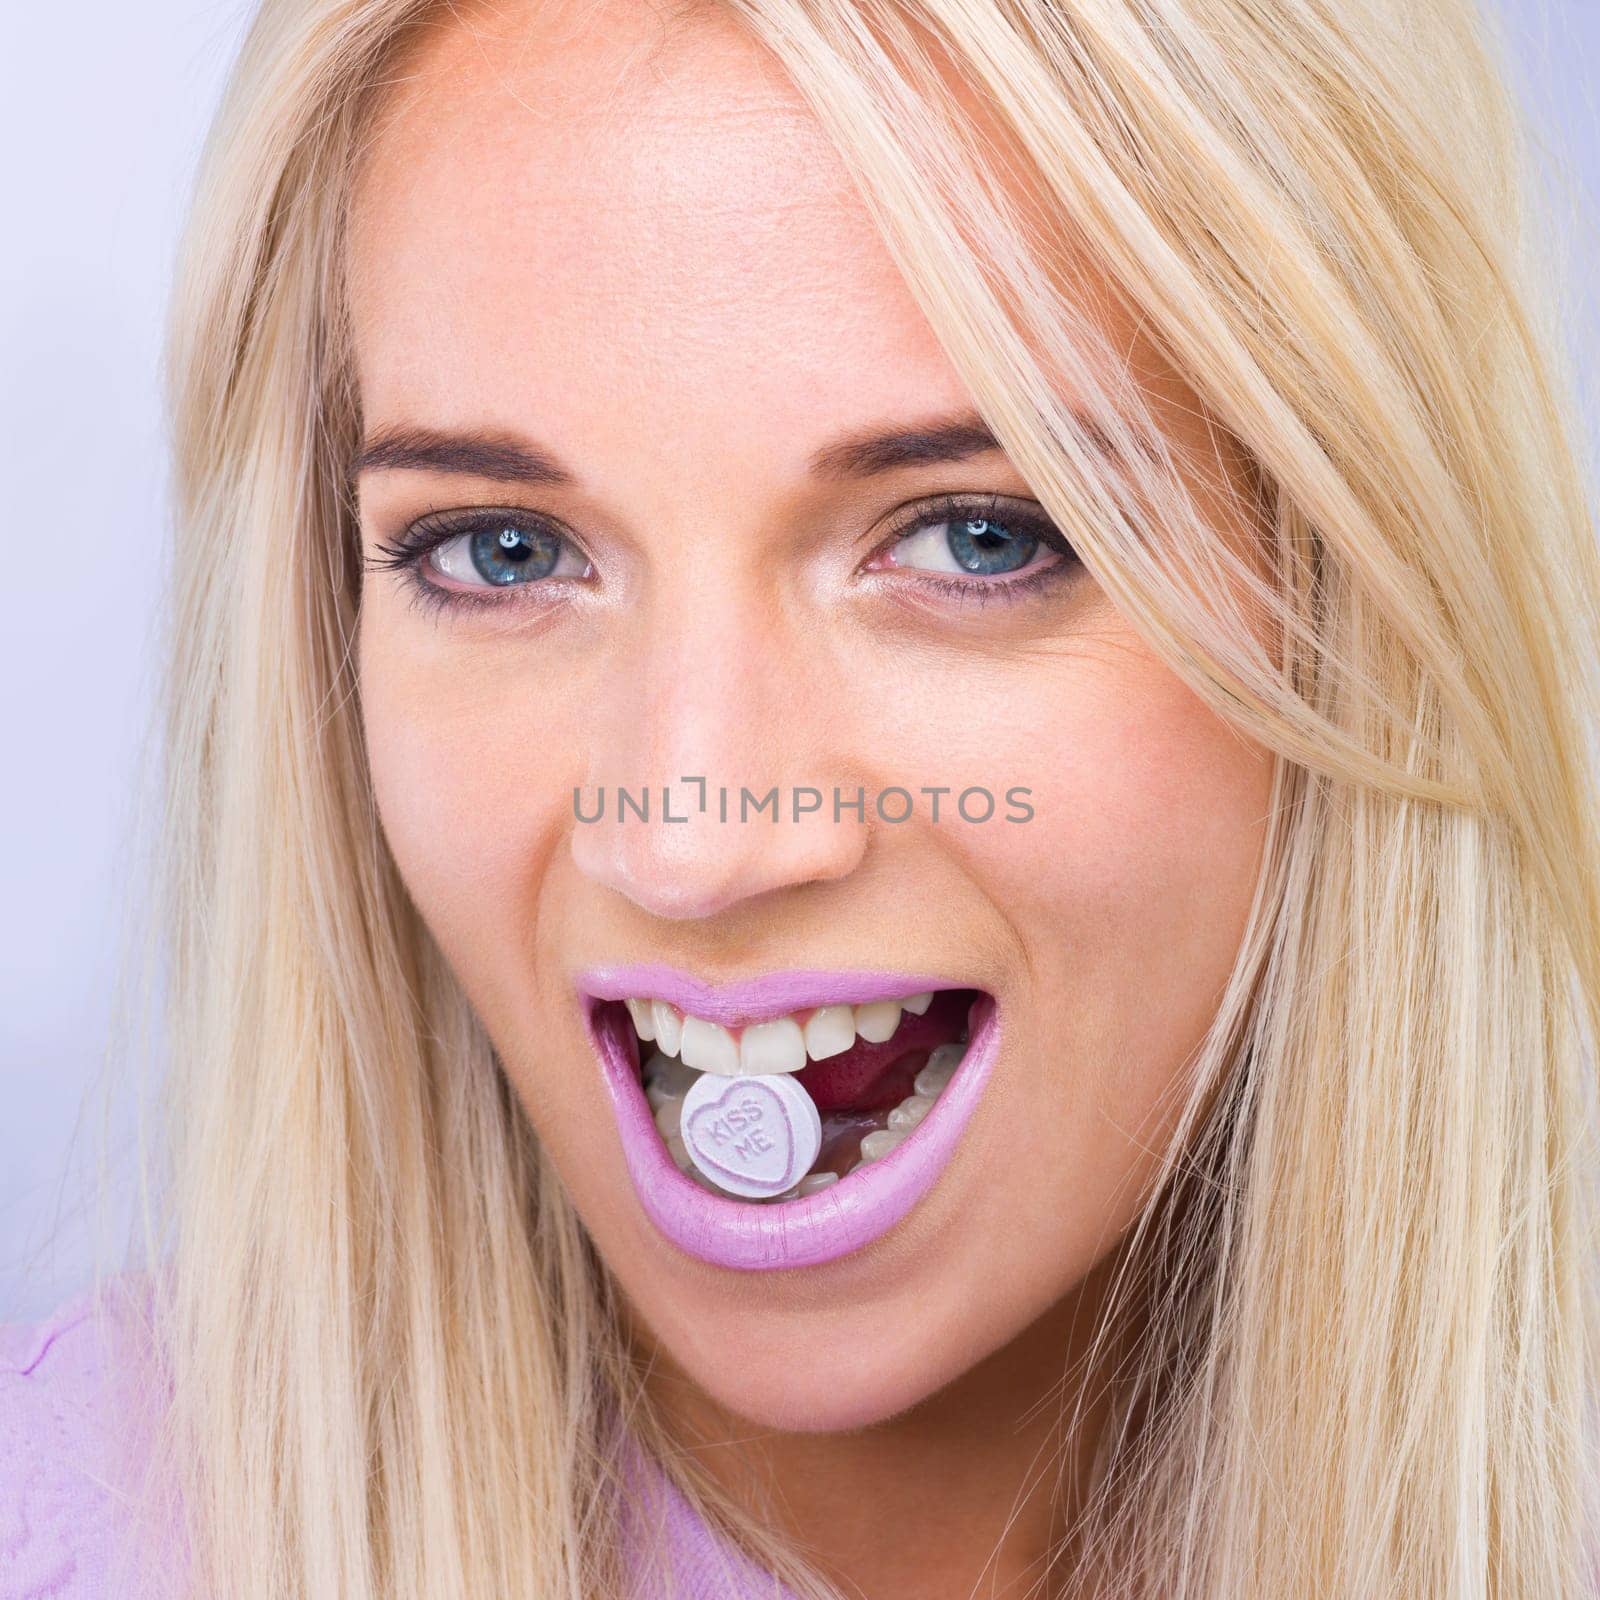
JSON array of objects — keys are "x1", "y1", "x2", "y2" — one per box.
[{"x1": 7, "y1": 0, "x2": 1600, "y2": 1597}]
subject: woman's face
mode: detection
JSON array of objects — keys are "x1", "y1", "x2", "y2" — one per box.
[{"x1": 350, "y1": 0, "x2": 1272, "y2": 1431}]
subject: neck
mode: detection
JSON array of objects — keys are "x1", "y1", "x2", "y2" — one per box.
[{"x1": 628, "y1": 1252, "x2": 1129, "y2": 1600}]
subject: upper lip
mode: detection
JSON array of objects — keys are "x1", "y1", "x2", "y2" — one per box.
[{"x1": 574, "y1": 963, "x2": 971, "y2": 1029}]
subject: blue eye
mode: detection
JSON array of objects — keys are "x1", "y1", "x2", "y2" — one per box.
[
  {"x1": 427, "y1": 519, "x2": 590, "y2": 588},
  {"x1": 890, "y1": 512, "x2": 1046, "y2": 578},
  {"x1": 462, "y1": 524, "x2": 556, "y2": 585}
]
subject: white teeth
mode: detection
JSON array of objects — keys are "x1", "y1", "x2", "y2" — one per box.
[
  {"x1": 625, "y1": 997, "x2": 657, "y2": 1042},
  {"x1": 914, "y1": 1041, "x2": 965, "y2": 1098},
  {"x1": 666, "y1": 1133, "x2": 692, "y2": 1171},
  {"x1": 654, "y1": 1098, "x2": 683, "y2": 1139},
  {"x1": 853, "y1": 999, "x2": 903, "y2": 1043},
  {"x1": 761, "y1": 1169, "x2": 841, "y2": 1204},
  {"x1": 679, "y1": 1015, "x2": 741, "y2": 1075},
  {"x1": 859, "y1": 1128, "x2": 908, "y2": 1164},
  {"x1": 740, "y1": 1016, "x2": 807, "y2": 1075},
  {"x1": 623, "y1": 989, "x2": 944, "y2": 1059},
  {"x1": 803, "y1": 1004, "x2": 856, "y2": 1061},
  {"x1": 652, "y1": 1001, "x2": 683, "y2": 1056},
  {"x1": 887, "y1": 1093, "x2": 936, "y2": 1132}
]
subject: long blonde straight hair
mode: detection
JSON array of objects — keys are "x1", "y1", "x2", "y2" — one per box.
[{"x1": 106, "y1": 0, "x2": 1600, "y2": 1593}]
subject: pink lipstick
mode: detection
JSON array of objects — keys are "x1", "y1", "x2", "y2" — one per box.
[{"x1": 577, "y1": 967, "x2": 1000, "y2": 1271}]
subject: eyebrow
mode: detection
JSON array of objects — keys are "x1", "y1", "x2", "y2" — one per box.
[{"x1": 345, "y1": 409, "x2": 1019, "y2": 488}]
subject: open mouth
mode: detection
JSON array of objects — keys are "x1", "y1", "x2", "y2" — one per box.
[
  {"x1": 578, "y1": 967, "x2": 1001, "y2": 1271},
  {"x1": 600, "y1": 986, "x2": 981, "y2": 1201}
]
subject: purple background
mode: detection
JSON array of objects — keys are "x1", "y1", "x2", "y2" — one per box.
[{"x1": 1, "y1": 1, "x2": 1595, "y2": 1321}]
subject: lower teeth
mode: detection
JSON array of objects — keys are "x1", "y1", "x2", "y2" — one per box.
[{"x1": 641, "y1": 1031, "x2": 969, "y2": 1203}]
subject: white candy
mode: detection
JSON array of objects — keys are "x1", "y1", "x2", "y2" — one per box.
[{"x1": 679, "y1": 1071, "x2": 822, "y2": 1200}]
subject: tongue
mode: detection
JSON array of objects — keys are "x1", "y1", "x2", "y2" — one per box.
[{"x1": 792, "y1": 990, "x2": 970, "y2": 1112}]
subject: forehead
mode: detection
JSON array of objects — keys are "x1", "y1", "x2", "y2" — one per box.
[{"x1": 346, "y1": 0, "x2": 983, "y2": 471}]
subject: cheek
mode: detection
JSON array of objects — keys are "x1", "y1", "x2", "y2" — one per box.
[
  {"x1": 1008, "y1": 663, "x2": 1270, "y2": 1004},
  {"x1": 981, "y1": 645, "x2": 1269, "y2": 1091},
  {"x1": 356, "y1": 616, "x2": 580, "y2": 981},
  {"x1": 911, "y1": 635, "x2": 1271, "y2": 1283},
  {"x1": 887, "y1": 621, "x2": 1270, "y2": 1031}
]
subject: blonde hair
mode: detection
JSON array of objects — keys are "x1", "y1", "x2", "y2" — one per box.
[{"x1": 103, "y1": 0, "x2": 1600, "y2": 1593}]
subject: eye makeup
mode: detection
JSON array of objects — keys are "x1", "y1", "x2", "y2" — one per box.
[
  {"x1": 364, "y1": 505, "x2": 592, "y2": 620},
  {"x1": 361, "y1": 490, "x2": 1084, "y2": 617}
]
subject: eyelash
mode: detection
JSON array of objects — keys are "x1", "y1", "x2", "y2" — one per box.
[{"x1": 363, "y1": 491, "x2": 1081, "y2": 618}]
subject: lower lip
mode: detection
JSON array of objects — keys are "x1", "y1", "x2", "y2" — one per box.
[{"x1": 585, "y1": 991, "x2": 1000, "y2": 1271}]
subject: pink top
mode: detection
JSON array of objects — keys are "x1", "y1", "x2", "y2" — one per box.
[{"x1": 0, "y1": 1276, "x2": 797, "y2": 1599}]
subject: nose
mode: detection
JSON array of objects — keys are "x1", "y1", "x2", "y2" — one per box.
[
  {"x1": 568, "y1": 603, "x2": 869, "y2": 922},
  {"x1": 572, "y1": 778, "x2": 867, "y2": 921}
]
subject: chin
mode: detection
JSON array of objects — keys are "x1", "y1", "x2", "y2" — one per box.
[{"x1": 655, "y1": 1295, "x2": 996, "y2": 1433}]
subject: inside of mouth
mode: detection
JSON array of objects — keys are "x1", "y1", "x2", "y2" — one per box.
[{"x1": 609, "y1": 987, "x2": 982, "y2": 1203}]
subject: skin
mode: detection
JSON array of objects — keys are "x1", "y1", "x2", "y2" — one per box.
[{"x1": 348, "y1": 2, "x2": 1274, "y2": 1594}]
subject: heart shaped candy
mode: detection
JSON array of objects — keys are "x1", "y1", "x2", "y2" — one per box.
[{"x1": 680, "y1": 1071, "x2": 822, "y2": 1198}]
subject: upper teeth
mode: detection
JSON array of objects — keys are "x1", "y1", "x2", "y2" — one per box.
[{"x1": 621, "y1": 990, "x2": 935, "y2": 1076}]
